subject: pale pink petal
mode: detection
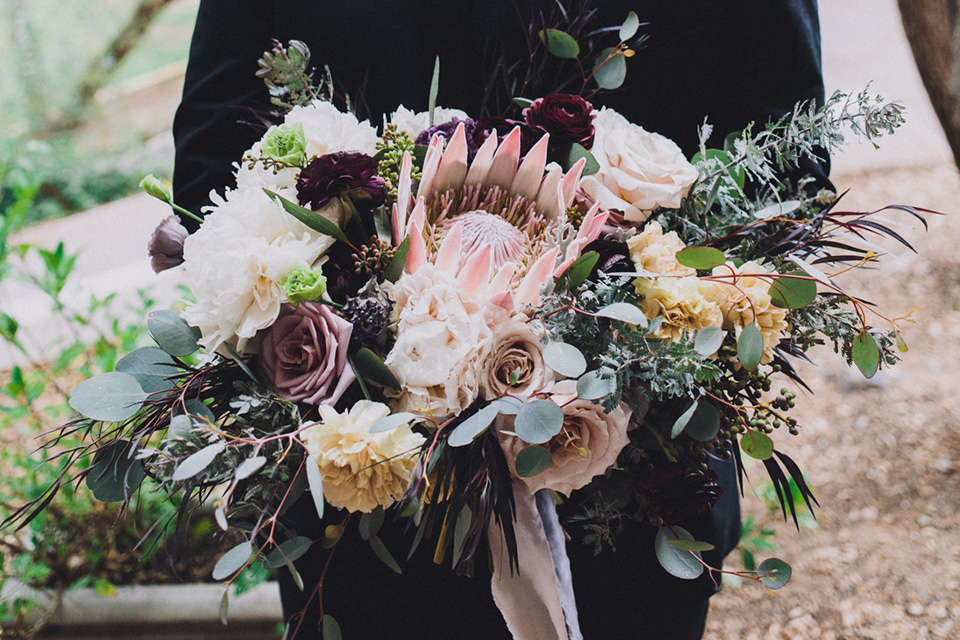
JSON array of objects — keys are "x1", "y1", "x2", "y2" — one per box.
[
  {"x1": 560, "y1": 158, "x2": 586, "y2": 210},
  {"x1": 512, "y1": 134, "x2": 549, "y2": 200},
  {"x1": 435, "y1": 220, "x2": 463, "y2": 274},
  {"x1": 515, "y1": 247, "x2": 559, "y2": 309},
  {"x1": 486, "y1": 127, "x2": 521, "y2": 189},
  {"x1": 405, "y1": 198, "x2": 428, "y2": 272},
  {"x1": 416, "y1": 135, "x2": 445, "y2": 200},
  {"x1": 392, "y1": 151, "x2": 413, "y2": 245},
  {"x1": 457, "y1": 244, "x2": 492, "y2": 299},
  {"x1": 434, "y1": 123, "x2": 469, "y2": 192},
  {"x1": 535, "y1": 164, "x2": 564, "y2": 221},
  {"x1": 489, "y1": 261, "x2": 517, "y2": 294},
  {"x1": 465, "y1": 134, "x2": 499, "y2": 186},
  {"x1": 488, "y1": 291, "x2": 516, "y2": 313}
]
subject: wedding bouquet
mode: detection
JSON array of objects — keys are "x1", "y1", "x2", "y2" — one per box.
[{"x1": 6, "y1": 27, "x2": 927, "y2": 639}]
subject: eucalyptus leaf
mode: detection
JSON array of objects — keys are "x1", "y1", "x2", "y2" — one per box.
[
  {"x1": 86, "y1": 439, "x2": 144, "y2": 502},
  {"x1": 576, "y1": 370, "x2": 616, "y2": 401},
  {"x1": 370, "y1": 412, "x2": 417, "y2": 433},
  {"x1": 757, "y1": 558, "x2": 792, "y2": 590},
  {"x1": 359, "y1": 507, "x2": 385, "y2": 541},
  {"x1": 671, "y1": 400, "x2": 698, "y2": 438},
  {"x1": 236, "y1": 455, "x2": 267, "y2": 480},
  {"x1": 539, "y1": 29, "x2": 580, "y2": 59},
  {"x1": 685, "y1": 401, "x2": 721, "y2": 442},
  {"x1": 769, "y1": 271, "x2": 817, "y2": 309},
  {"x1": 740, "y1": 430, "x2": 774, "y2": 460},
  {"x1": 754, "y1": 200, "x2": 802, "y2": 219},
  {"x1": 305, "y1": 457, "x2": 325, "y2": 520},
  {"x1": 666, "y1": 539, "x2": 715, "y2": 552},
  {"x1": 263, "y1": 190, "x2": 350, "y2": 244},
  {"x1": 369, "y1": 535, "x2": 402, "y2": 574},
  {"x1": 491, "y1": 396, "x2": 526, "y2": 416},
  {"x1": 557, "y1": 251, "x2": 599, "y2": 290},
  {"x1": 564, "y1": 143, "x2": 600, "y2": 176},
  {"x1": 384, "y1": 236, "x2": 410, "y2": 283},
  {"x1": 147, "y1": 310, "x2": 201, "y2": 357},
  {"x1": 852, "y1": 330, "x2": 880, "y2": 378},
  {"x1": 448, "y1": 404, "x2": 500, "y2": 447},
  {"x1": 176, "y1": 399, "x2": 217, "y2": 426},
  {"x1": 595, "y1": 302, "x2": 647, "y2": 326},
  {"x1": 451, "y1": 505, "x2": 472, "y2": 568},
  {"x1": 655, "y1": 526, "x2": 704, "y2": 579},
  {"x1": 212, "y1": 541, "x2": 253, "y2": 580},
  {"x1": 353, "y1": 348, "x2": 402, "y2": 390},
  {"x1": 172, "y1": 441, "x2": 226, "y2": 481},
  {"x1": 694, "y1": 326, "x2": 724, "y2": 357},
  {"x1": 515, "y1": 445, "x2": 552, "y2": 477},
  {"x1": 70, "y1": 372, "x2": 147, "y2": 422},
  {"x1": 619, "y1": 11, "x2": 640, "y2": 40},
  {"x1": 514, "y1": 400, "x2": 564, "y2": 444},
  {"x1": 264, "y1": 537, "x2": 313, "y2": 569},
  {"x1": 219, "y1": 589, "x2": 229, "y2": 625},
  {"x1": 737, "y1": 323, "x2": 763, "y2": 371},
  {"x1": 543, "y1": 342, "x2": 587, "y2": 379},
  {"x1": 115, "y1": 347, "x2": 176, "y2": 395},
  {"x1": 675, "y1": 247, "x2": 726, "y2": 271},
  {"x1": 167, "y1": 414, "x2": 193, "y2": 440},
  {"x1": 215, "y1": 506, "x2": 228, "y2": 531},
  {"x1": 323, "y1": 615, "x2": 342, "y2": 640},
  {"x1": 593, "y1": 48, "x2": 627, "y2": 90}
]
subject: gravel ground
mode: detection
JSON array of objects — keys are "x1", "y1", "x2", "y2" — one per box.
[{"x1": 704, "y1": 162, "x2": 960, "y2": 640}]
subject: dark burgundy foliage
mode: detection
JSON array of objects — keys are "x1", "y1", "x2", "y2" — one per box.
[{"x1": 637, "y1": 463, "x2": 722, "y2": 526}]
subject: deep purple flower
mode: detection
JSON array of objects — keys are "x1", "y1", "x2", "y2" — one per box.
[
  {"x1": 637, "y1": 463, "x2": 723, "y2": 526},
  {"x1": 474, "y1": 116, "x2": 537, "y2": 157},
  {"x1": 296, "y1": 151, "x2": 385, "y2": 210},
  {"x1": 147, "y1": 215, "x2": 188, "y2": 274},
  {"x1": 415, "y1": 117, "x2": 484, "y2": 162},
  {"x1": 258, "y1": 302, "x2": 356, "y2": 406},
  {"x1": 523, "y1": 94, "x2": 596, "y2": 151}
]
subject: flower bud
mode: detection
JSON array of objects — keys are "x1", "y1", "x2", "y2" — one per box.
[
  {"x1": 281, "y1": 266, "x2": 328, "y2": 305},
  {"x1": 140, "y1": 174, "x2": 172, "y2": 204}
]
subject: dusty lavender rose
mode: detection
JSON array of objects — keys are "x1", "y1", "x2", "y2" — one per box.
[
  {"x1": 523, "y1": 94, "x2": 596, "y2": 151},
  {"x1": 258, "y1": 302, "x2": 356, "y2": 406},
  {"x1": 296, "y1": 151, "x2": 385, "y2": 210},
  {"x1": 147, "y1": 215, "x2": 188, "y2": 273},
  {"x1": 479, "y1": 318, "x2": 554, "y2": 400}
]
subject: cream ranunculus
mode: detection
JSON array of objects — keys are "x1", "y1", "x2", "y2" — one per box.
[
  {"x1": 636, "y1": 276, "x2": 723, "y2": 341},
  {"x1": 383, "y1": 264, "x2": 495, "y2": 418},
  {"x1": 705, "y1": 261, "x2": 789, "y2": 363},
  {"x1": 581, "y1": 108, "x2": 698, "y2": 223},
  {"x1": 626, "y1": 221, "x2": 695, "y2": 278},
  {"x1": 479, "y1": 317, "x2": 554, "y2": 401},
  {"x1": 180, "y1": 188, "x2": 335, "y2": 354},
  {"x1": 500, "y1": 388, "x2": 631, "y2": 496},
  {"x1": 302, "y1": 401, "x2": 426, "y2": 513}
]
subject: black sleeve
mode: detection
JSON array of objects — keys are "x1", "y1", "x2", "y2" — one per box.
[{"x1": 172, "y1": 0, "x2": 276, "y2": 230}]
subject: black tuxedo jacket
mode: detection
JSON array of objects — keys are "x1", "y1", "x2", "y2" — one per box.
[{"x1": 172, "y1": 2, "x2": 826, "y2": 638}]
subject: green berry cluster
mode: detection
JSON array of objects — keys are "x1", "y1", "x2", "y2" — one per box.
[{"x1": 376, "y1": 125, "x2": 423, "y2": 200}]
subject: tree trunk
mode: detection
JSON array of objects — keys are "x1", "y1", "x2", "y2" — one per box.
[{"x1": 897, "y1": 0, "x2": 960, "y2": 165}]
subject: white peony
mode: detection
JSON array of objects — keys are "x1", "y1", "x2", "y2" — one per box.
[
  {"x1": 181, "y1": 188, "x2": 334, "y2": 354},
  {"x1": 581, "y1": 108, "x2": 699, "y2": 223},
  {"x1": 302, "y1": 401, "x2": 425, "y2": 513},
  {"x1": 383, "y1": 264, "x2": 495, "y2": 418},
  {"x1": 389, "y1": 105, "x2": 470, "y2": 139}
]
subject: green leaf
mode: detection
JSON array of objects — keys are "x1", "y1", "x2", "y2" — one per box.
[
  {"x1": 595, "y1": 302, "x2": 647, "y2": 326},
  {"x1": 428, "y1": 57, "x2": 440, "y2": 127},
  {"x1": 757, "y1": 558, "x2": 792, "y2": 590},
  {"x1": 148, "y1": 310, "x2": 201, "y2": 357},
  {"x1": 322, "y1": 615, "x2": 342, "y2": 640},
  {"x1": 655, "y1": 526, "x2": 704, "y2": 579},
  {"x1": 593, "y1": 48, "x2": 627, "y2": 90},
  {"x1": 168, "y1": 414, "x2": 193, "y2": 440},
  {"x1": 543, "y1": 342, "x2": 587, "y2": 379},
  {"x1": 852, "y1": 330, "x2": 880, "y2": 378},
  {"x1": 448, "y1": 404, "x2": 500, "y2": 447},
  {"x1": 369, "y1": 535, "x2": 402, "y2": 574},
  {"x1": 353, "y1": 348, "x2": 402, "y2": 390},
  {"x1": 512, "y1": 97, "x2": 534, "y2": 109},
  {"x1": 576, "y1": 370, "x2": 616, "y2": 400},
  {"x1": 86, "y1": 440, "x2": 144, "y2": 502},
  {"x1": 514, "y1": 400, "x2": 564, "y2": 444},
  {"x1": 754, "y1": 200, "x2": 802, "y2": 220},
  {"x1": 172, "y1": 441, "x2": 226, "y2": 481},
  {"x1": 694, "y1": 326, "x2": 724, "y2": 357},
  {"x1": 619, "y1": 11, "x2": 640, "y2": 41},
  {"x1": 384, "y1": 236, "x2": 410, "y2": 283},
  {"x1": 491, "y1": 396, "x2": 526, "y2": 415},
  {"x1": 737, "y1": 323, "x2": 763, "y2": 371},
  {"x1": 691, "y1": 149, "x2": 745, "y2": 196},
  {"x1": 115, "y1": 347, "x2": 176, "y2": 395},
  {"x1": 215, "y1": 506, "x2": 228, "y2": 531},
  {"x1": 564, "y1": 143, "x2": 600, "y2": 176},
  {"x1": 895, "y1": 333, "x2": 908, "y2": 353},
  {"x1": 740, "y1": 430, "x2": 774, "y2": 460},
  {"x1": 686, "y1": 401, "x2": 721, "y2": 442},
  {"x1": 219, "y1": 589, "x2": 229, "y2": 625},
  {"x1": 451, "y1": 505, "x2": 472, "y2": 568},
  {"x1": 666, "y1": 539, "x2": 715, "y2": 552},
  {"x1": 359, "y1": 507, "x2": 385, "y2": 541},
  {"x1": 671, "y1": 400, "x2": 698, "y2": 438},
  {"x1": 263, "y1": 189, "x2": 350, "y2": 245},
  {"x1": 70, "y1": 372, "x2": 147, "y2": 422},
  {"x1": 264, "y1": 537, "x2": 313, "y2": 569},
  {"x1": 539, "y1": 29, "x2": 580, "y2": 59},
  {"x1": 212, "y1": 541, "x2": 253, "y2": 580},
  {"x1": 557, "y1": 251, "x2": 599, "y2": 290},
  {"x1": 769, "y1": 271, "x2": 817, "y2": 309},
  {"x1": 515, "y1": 446, "x2": 552, "y2": 477},
  {"x1": 305, "y1": 457, "x2": 325, "y2": 521},
  {"x1": 369, "y1": 411, "x2": 417, "y2": 433},
  {"x1": 675, "y1": 247, "x2": 726, "y2": 271},
  {"x1": 236, "y1": 455, "x2": 267, "y2": 480}
]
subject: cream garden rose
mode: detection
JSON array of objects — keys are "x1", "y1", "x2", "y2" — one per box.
[
  {"x1": 581, "y1": 108, "x2": 698, "y2": 222},
  {"x1": 302, "y1": 401, "x2": 425, "y2": 513}
]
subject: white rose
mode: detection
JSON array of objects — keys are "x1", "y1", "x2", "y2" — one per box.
[
  {"x1": 384, "y1": 264, "x2": 495, "y2": 418},
  {"x1": 389, "y1": 105, "x2": 469, "y2": 139},
  {"x1": 581, "y1": 108, "x2": 698, "y2": 222},
  {"x1": 303, "y1": 401, "x2": 425, "y2": 513}
]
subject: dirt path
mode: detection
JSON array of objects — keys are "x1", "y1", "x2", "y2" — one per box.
[{"x1": 704, "y1": 162, "x2": 960, "y2": 639}]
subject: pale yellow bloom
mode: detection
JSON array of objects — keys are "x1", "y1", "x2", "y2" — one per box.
[
  {"x1": 626, "y1": 221, "x2": 695, "y2": 278},
  {"x1": 636, "y1": 276, "x2": 723, "y2": 341},
  {"x1": 706, "y1": 261, "x2": 789, "y2": 363}
]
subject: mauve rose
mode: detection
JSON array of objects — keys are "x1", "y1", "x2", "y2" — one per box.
[
  {"x1": 258, "y1": 302, "x2": 356, "y2": 406},
  {"x1": 523, "y1": 94, "x2": 595, "y2": 151},
  {"x1": 147, "y1": 215, "x2": 188, "y2": 273},
  {"x1": 297, "y1": 151, "x2": 385, "y2": 210}
]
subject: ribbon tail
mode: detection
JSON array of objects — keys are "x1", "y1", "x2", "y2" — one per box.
[{"x1": 535, "y1": 489, "x2": 583, "y2": 640}]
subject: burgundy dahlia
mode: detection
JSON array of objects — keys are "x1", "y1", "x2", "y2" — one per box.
[
  {"x1": 296, "y1": 151, "x2": 385, "y2": 210},
  {"x1": 523, "y1": 94, "x2": 596, "y2": 151}
]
